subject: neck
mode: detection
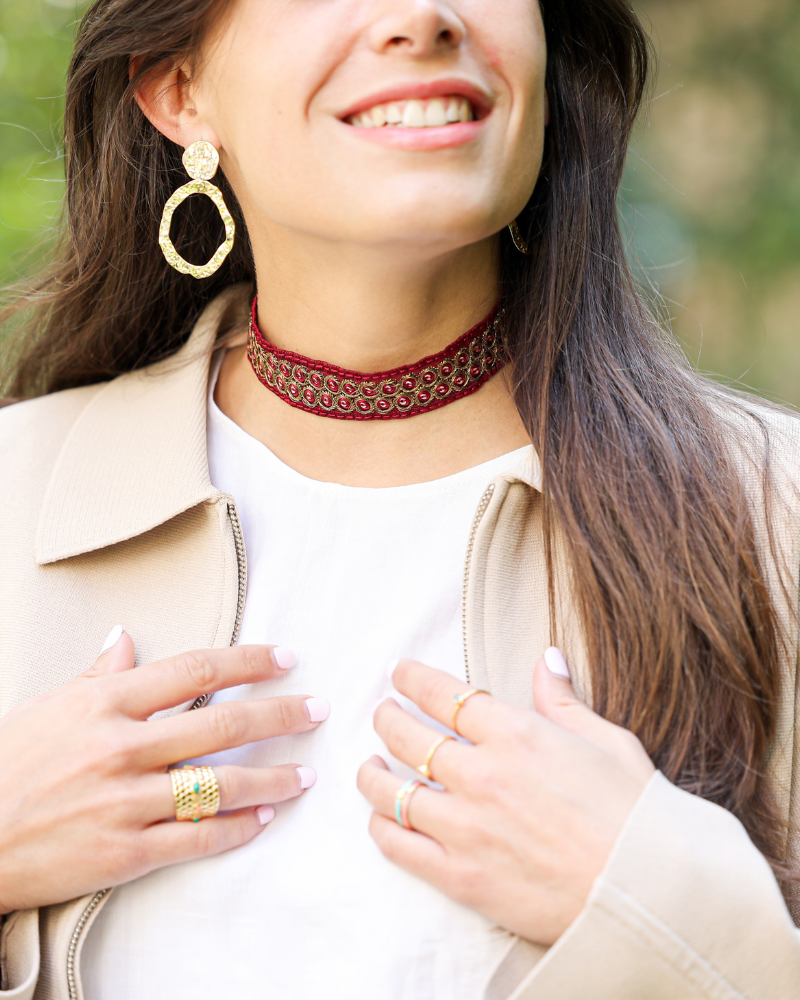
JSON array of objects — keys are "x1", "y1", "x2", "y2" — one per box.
[
  {"x1": 250, "y1": 225, "x2": 500, "y2": 369},
  {"x1": 214, "y1": 229, "x2": 531, "y2": 487}
]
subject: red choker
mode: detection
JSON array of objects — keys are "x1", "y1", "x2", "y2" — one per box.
[{"x1": 246, "y1": 298, "x2": 505, "y2": 421}]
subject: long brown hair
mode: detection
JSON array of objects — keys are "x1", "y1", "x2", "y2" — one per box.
[{"x1": 3, "y1": 0, "x2": 797, "y2": 900}]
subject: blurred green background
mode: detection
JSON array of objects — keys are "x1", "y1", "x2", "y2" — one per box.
[{"x1": 1, "y1": 0, "x2": 798, "y2": 404}]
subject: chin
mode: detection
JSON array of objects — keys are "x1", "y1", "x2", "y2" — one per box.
[{"x1": 333, "y1": 195, "x2": 506, "y2": 250}]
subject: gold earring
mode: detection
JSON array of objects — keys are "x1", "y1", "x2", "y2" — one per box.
[
  {"x1": 159, "y1": 140, "x2": 235, "y2": 279},
  {"x1": 508, "y1": 219, "x2": 530, "y2": 255}
]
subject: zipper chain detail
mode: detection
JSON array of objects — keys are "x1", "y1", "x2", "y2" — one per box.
[
  {"x1": 67, "y1": 499, "x2": 249, "y2": 998},
  {"x1": 461, "y1": 483, "x2": 495, "y2": 685},
  {"x1": 191, "y1": 498, "x2": 248, "y2": 710},
  {"x1": 67, "y1": 889, "x2": 110, "y2": 1000}
]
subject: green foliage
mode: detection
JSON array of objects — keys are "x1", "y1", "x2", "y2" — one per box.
[
  {"x1": 0, "y1": 0, "x2": 77, "y2": 285},
  {"x1": 625, "y1": 0, "x2": 800, "y2": 404}
]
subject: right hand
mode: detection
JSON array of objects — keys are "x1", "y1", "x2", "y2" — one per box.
[{"x1": 0, "y1": 629, "x2": 328, "y2": 914}]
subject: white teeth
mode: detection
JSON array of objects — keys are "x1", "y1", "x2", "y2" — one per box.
[
  {"x1": 402, "y1": 99, "x2": 426, "y2": 128},
  {"x1": 425, "y1": 98, "x2": 448, "y2": 127},
  {"x1": 346, "y1": 95, "x2": 478, "y2": 129}
]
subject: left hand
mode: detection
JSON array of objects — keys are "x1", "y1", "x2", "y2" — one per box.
[{"x1": 357, "y1": 651, "x2": 655, "y2": 947}]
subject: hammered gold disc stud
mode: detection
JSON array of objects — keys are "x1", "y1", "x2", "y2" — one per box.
[
  {"x1": 159, "y1": 140, "x2": 235, "y2": 280},
  {"x1": 182, "y1": 140, "x2": 220, "y2": 180}
]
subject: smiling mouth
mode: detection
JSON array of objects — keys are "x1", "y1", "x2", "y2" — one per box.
[{"x1": 345, "y1": 96, "x2": 477, "y2": 129}]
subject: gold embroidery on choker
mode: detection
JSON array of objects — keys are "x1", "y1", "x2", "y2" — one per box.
[{"x1": 246, "y1": 299, "x2": 506, "y2": 421}]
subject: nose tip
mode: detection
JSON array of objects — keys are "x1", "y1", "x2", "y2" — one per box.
[{"x1": 370, "y1": 1, "x2": 466, "y2": 56}]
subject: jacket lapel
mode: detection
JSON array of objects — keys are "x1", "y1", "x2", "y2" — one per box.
[{"x1": 35, "y1": 286, "x2": 248, "y2": 565}]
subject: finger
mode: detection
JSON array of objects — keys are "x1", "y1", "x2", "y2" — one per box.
[
  {"x1": 368, "y1": 811, "x2": 449, "y2": 890},
  {"x1": 373, "y1": 698, "x2": 469, "y2": 788},
  {"x1": 141, "y1": 764, "x2": 317, "y2": 823},
  {"x1": 81, "y1": 626, "x2": 136, "y2": 678},
  {"x1": 137, "y1": 695, "x2": 329, "y2": 767},
  {"x1": 532, "y1": 652, "x2": 615, "y2": 748},
  {"x1": 143, "y1": 807, "x2": 271, "y2": 869},
  {"x1": 390, "y1": 658, "x2": 498, "y2": 744},
  {"x1": 357, "y1": 756, "x2": 452, "y2": 841},
  {"x1": 113, "y1": 644, "x2": 298, "y2": 718},
  {"x1": 533, "y1": 653, "x2": 654, "y2": 775}
]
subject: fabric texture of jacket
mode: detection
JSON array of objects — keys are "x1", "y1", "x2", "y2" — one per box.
[{"x1": 1, "y1": 285, "x2": 800, "y2": 1000}]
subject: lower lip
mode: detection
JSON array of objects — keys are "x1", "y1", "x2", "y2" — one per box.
[{"x1": 341, "y1": 119, "x2": 486, "y2": 151}]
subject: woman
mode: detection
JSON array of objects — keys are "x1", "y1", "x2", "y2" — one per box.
[{"x1": 1, "y1": 0, "x2": 799, "y2": 997}]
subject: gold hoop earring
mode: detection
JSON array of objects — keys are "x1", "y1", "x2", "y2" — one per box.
[
  {"x1": 508, "y1": 219, "x2": 530, "y2": 255},
  {"x1": 159, "y1": 140, "x2": 235, "y2": 279}
]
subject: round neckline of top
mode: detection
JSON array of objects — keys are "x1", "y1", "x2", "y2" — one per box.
[{"x1": 207, "y1": 385, "x2": 533, "y2": 498}]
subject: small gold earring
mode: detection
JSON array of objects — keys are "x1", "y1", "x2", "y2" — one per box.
[
  {"x1": 159, "y1": 140, "x2": 235, "y2": 279},
  {"x1": 508, "y1": 219, "x2": 530, "y2": 255}
]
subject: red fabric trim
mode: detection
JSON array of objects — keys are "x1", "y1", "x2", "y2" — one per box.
[{"x1": 246, "y1": 297, "x2": 506, "y2": 421}]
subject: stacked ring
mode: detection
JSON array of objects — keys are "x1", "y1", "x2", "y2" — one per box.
[
  {"x1": 170, "y1": 765, "x2": 221, "y2": 822},
  {"x1": 451, "y1": 689, "x2": 491, "y2": 736},
  {"x1": 395, "y1": 779, "x2": 423, "y2": 830}
]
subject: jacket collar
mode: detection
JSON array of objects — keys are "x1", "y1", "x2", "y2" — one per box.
[
  {"x1": 36, "y1": 283, "x2": 540, "y2": 564},
  {"x1": 36, "y1": 286, "x2": 248, "y2": 565}
]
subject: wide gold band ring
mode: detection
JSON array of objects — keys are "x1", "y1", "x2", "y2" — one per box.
[
  {"x1": 417, "y1": 735, "x2": 456, "y2": 782},
  {"x1": 451, "y1": 689, "x2": 491, "y2": 736},
  {"x1": 170, "y1": 765, "x2": 221, "y2": 822}
]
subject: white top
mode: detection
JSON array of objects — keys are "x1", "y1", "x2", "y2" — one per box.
[{"x1": 82, "y1": 360, "x2": 535, "y2": 1000}]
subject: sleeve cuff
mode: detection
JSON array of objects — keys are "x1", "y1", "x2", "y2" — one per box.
[{"x1": 507, "y1": 772, "x2": 800, "y2": 999}]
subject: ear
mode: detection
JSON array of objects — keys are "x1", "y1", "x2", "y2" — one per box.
[{"x1": 132, "y1": 57, "x2": 221, "y2": 152}]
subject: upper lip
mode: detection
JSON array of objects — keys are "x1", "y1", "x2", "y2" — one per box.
[{"x1": 338, "y1": 78, "x2": 494, "y2": 122}]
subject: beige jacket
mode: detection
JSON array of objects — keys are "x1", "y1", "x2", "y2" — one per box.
[{"x1": 1, "y1": 286, "x2": 800, "y2": 1000}]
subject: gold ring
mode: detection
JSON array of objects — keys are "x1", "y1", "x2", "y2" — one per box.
[
  {"x1": 417, "y1": 735, "x2": 455, "y2": 781},
  {"x1": 451, "y1": 689, "x2": 491, "y2": 736},
  {"x1": 170, "y1": 765, "x2": 221, "y2": 822}
]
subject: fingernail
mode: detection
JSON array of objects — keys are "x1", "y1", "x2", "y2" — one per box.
[
  {"x1": 544, "y1": 647, "x2": 570, "y2": 679},
  {"x1": 296, "y1": 766, "x2": 317, "y2": 789},
  {"x1": 257, "y1": 805, "x2": 275, "y2": 825},
  {"x1": 304, "y1": 698, "x2": 330, "y2": 723},
  {"x1": 100, "y1": 625, "x2": 124, "y2": 654},
  {"x1": 386, "y1": 658, "x2": 400, "y2": 680},
  {"x1": 273, "y1": 646, "x2": 297, "y2": 670}
]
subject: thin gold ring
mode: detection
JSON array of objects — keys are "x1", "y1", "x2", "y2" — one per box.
[
  {"x1": 417, "y1": 735, "x2": 455, "y2": 781},
  {"x1": 451, "y1": 689, "x2": 491, "y2": 735}
]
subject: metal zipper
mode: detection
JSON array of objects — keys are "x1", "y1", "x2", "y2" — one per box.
[
  {"x1": 461, "y1": 483, "x2": 495, "y2": 685},
  {"x1": 66, "y1": 888, "x2": 109, "y2": 1000},
  {"x1": 191, "y1": 498, "x2": 247, "y2": 710},
  {"x1": 66, "y1": 498, "x2": 248, "y2": 999}
]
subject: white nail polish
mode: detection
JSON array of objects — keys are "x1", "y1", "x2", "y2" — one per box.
[
  {"x1": 296, "y1": 766, "x2": 317, "y2": 789},
  {"x1": 100, "y1": 625, "x2": 124, "y2": 654},
  {"x1": 257, "y1": 805, "x2": 275, "y2": 825},
  {"x1": 386, "y1": 658, "x2": 400, "y2": 681},
  {"x1": 273, "y1": 646, "x2": 297, "y2": 670},
  {"x1": 544, "y1": 647, "x2": 570, "y2": 679},
  {"x1": 304, "y1": 698, "x2": 331, "y2": 723}
]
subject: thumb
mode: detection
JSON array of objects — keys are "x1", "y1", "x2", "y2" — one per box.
[
  {"x1": 533, "y1": 647, "x2": 612, "y2": 749},
  {"x1": 83, "y1": 625, "x2": 136, "y2": 676}
]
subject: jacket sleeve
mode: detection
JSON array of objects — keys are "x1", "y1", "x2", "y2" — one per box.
[
  {"x1": 508, "y1": 771, "x2": 800, "y2": 1000},
  {"x1": 0, "y1": 911, "x2": 39, "y2": 1000}
]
